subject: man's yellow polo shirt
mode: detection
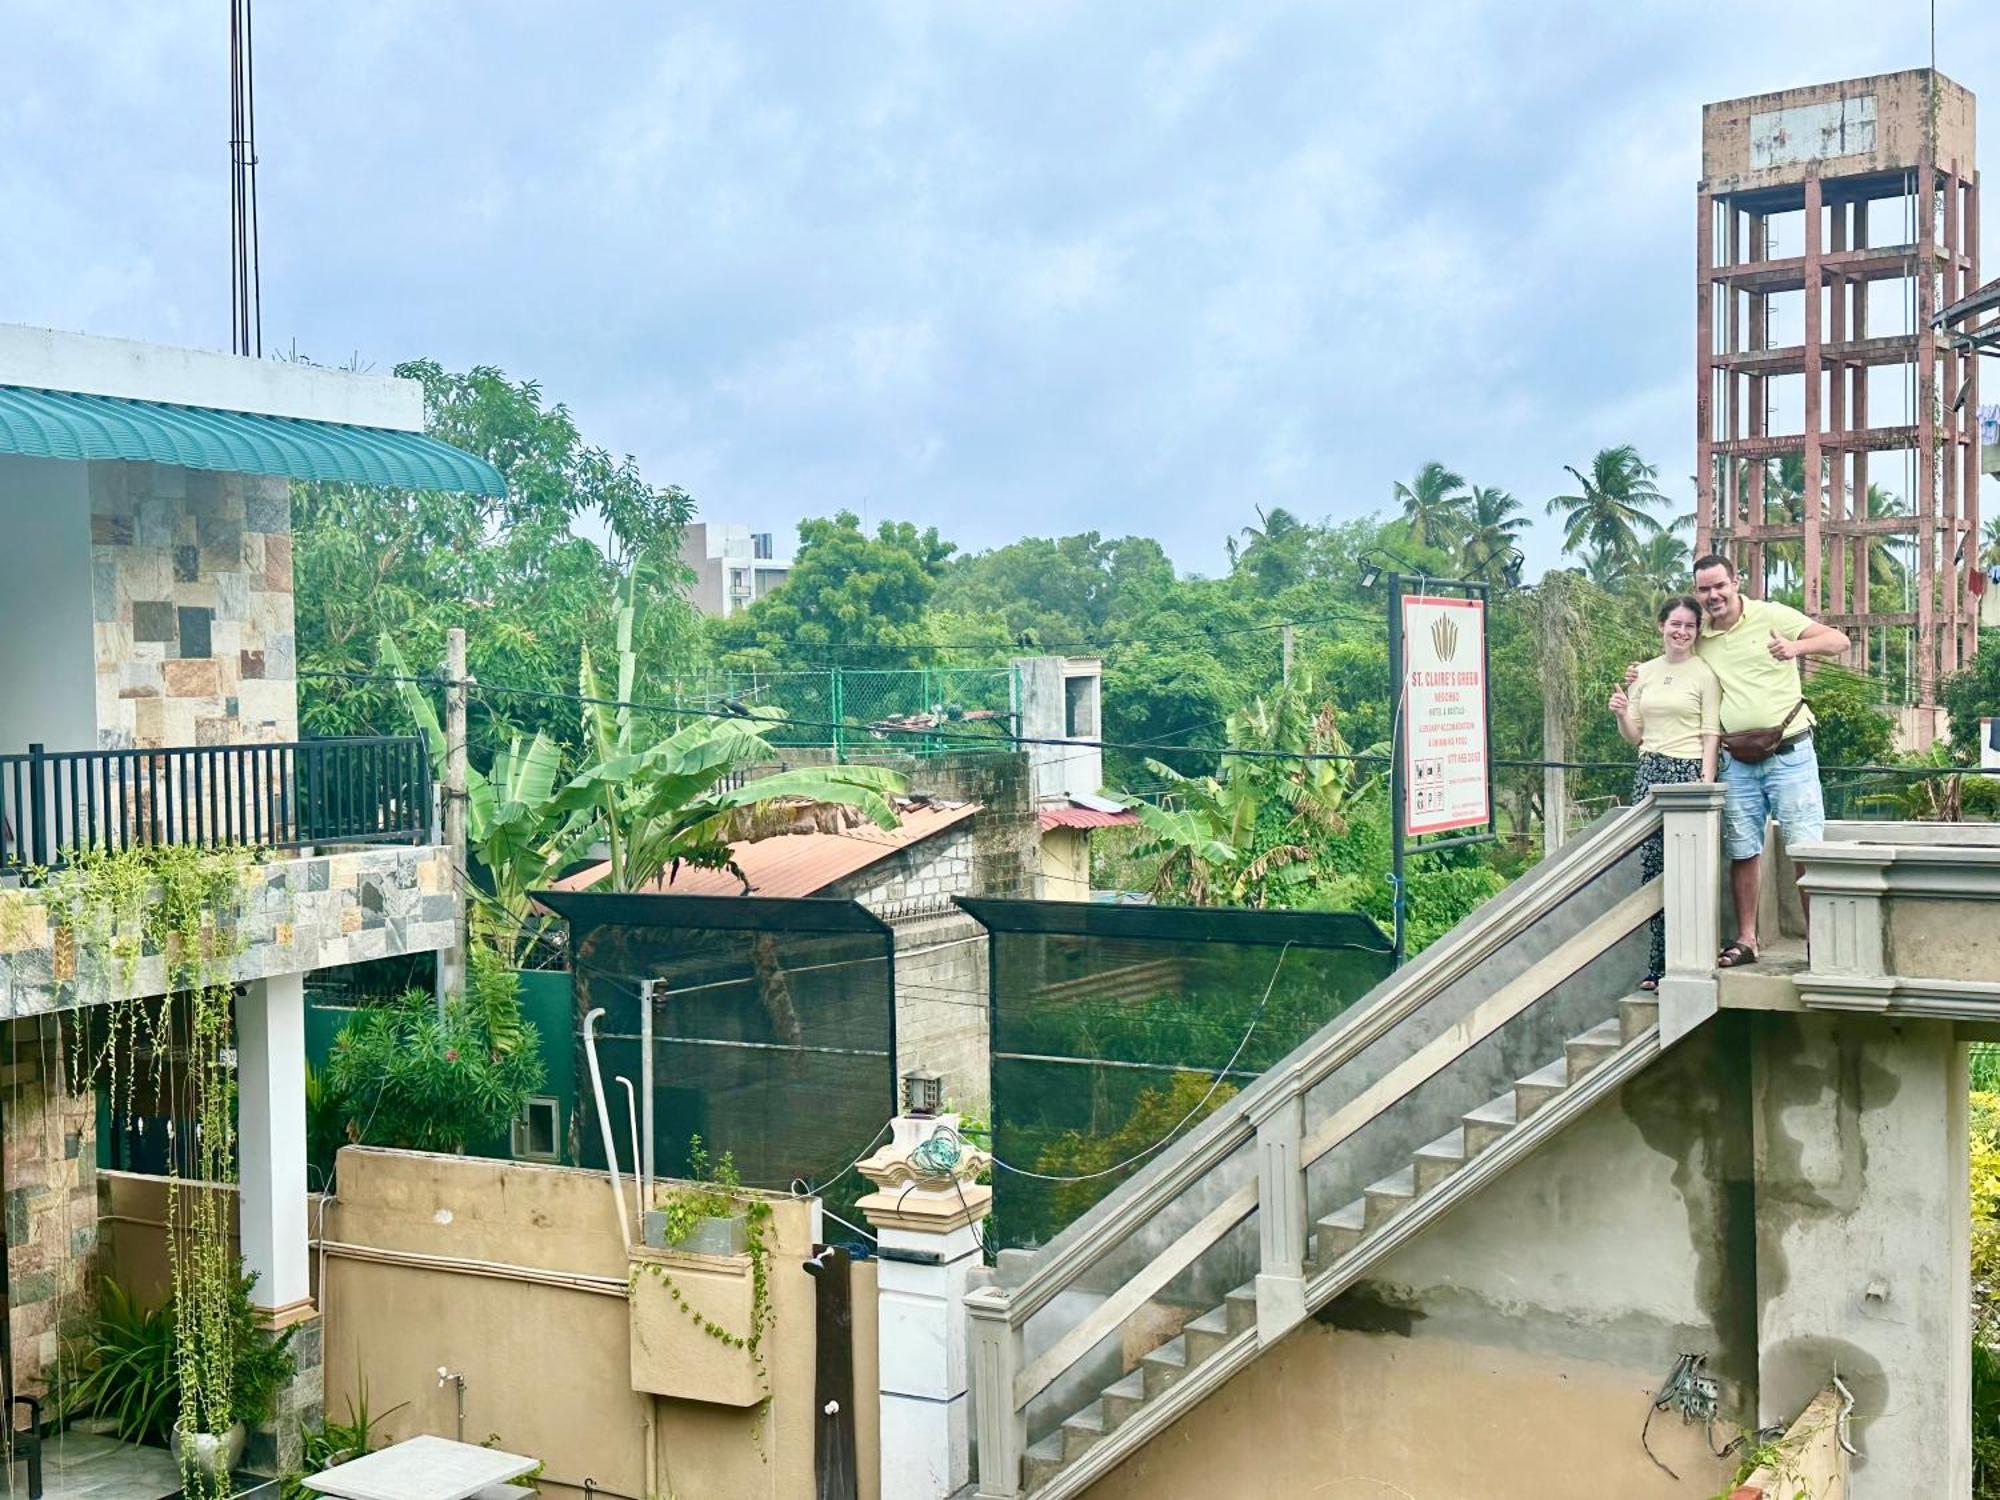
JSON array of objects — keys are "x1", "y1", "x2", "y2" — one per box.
[{"x1": 1695, "y1": 597, "x2": 1815, "y2": 735}]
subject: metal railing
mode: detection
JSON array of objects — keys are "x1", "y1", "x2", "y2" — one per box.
[{"x1": 0, "y1": 735, "x2": 433, "y2": 874}]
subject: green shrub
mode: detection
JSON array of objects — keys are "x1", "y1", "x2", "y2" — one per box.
[{"x1": 323, "y1": 987, "x2": 543, "y2": 1155}]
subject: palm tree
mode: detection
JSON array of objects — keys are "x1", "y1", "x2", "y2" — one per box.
[
  {"x1": 1629, "y1": 520, "x2": 1693, "y2": 597},
  {"x1": 1983, "y1": 515, "x2": 2000, "y2": 570},
  {"x1": 1578, "y1": 541, "x2": 1632, "y2": 592},
  {"x1": 1546, "y1": 445, "x2": 1667, "y2": 567},
  {"x1": 1458, "y1": 486, "x2": 1529, "y2": 584},
  {"x1": 1393, "y1": 462, "x2": 1470, "y2": 550},
  {"x1": 1226, "y1": 505, "x2": 1307, "y2": 592}
]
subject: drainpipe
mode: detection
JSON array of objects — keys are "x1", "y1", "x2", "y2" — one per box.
[
  {"x1": 582, "y1": 1008, "x2": 630, "y2": 1250},
  {"x1": 617, "y1": 1078, "x2": 642, "y2": 1239}
]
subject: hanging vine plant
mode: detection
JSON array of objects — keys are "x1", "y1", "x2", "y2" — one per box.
[{"x1": 40, "y1": 843, "x2": 268, "y2": 1500}]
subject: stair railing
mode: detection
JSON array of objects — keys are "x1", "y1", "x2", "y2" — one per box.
[{"x1": 967, "y1": 782, "x2": 1723, "y2": 1497}]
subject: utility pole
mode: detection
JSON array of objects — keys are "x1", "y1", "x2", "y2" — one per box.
[
  {"x1": 1281, "y1": 623, "x2": 1295, "y2": 686},
  {"x1": 438, "y1": 627, "x2": 469, "y2": 1007},
  {"x1": 1542, "y1": 701, "x2": 1568, "y2": 857}
]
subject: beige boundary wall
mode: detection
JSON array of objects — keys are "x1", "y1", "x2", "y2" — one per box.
[{"x1": 313, "y1": 1148, "x2": 879, "y2": 1500}]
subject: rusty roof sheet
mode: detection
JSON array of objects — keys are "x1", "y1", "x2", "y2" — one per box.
[
  {"x1": 551, "y1": 800, "x2": 981, "y2": 900},
  {"x1": 1038, "y1": 804, "x2": 1141, "y2": 832}
]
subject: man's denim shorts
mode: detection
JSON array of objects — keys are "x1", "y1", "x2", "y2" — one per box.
[{"x1": 1720, "y1": 735, "x2": 1827, "y2": 860}]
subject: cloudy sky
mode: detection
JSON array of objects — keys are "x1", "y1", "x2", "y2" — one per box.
[{"x1": 4, "y1": 2, "x2": 1996, "y2": 575}]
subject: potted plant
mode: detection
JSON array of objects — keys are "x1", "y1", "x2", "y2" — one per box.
[
  {"x1": 170, "y1": 1266, "x2": 298, "y2": 1484},
  {"x1": 647, "y1": 1136, "x2": 750, "y2": 1254}
]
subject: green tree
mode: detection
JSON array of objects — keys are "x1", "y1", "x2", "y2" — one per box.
[
  {"x1": 296, "y1": 361, "x2": 700, "y2": 762},
  {"x1": 1547, "y1": 445, "x2": 1667, "y2": 564},
  {"x1": 1627, "y1": 521, "x2": 1693, "y2": 597},
  {"x1": 1983, "y1": 516, "x2": 2000, "y2": 569},
  {"x1": 1392, "y1": 462, "x2": 1469, "y2": 550},
  {"x1": 1941, "y1": 634, "x2": 2000, "y2": 757},
  {"x1": 1803, "y1": 667, "x2": 1898, "y2": 767},
  {"x1": 1227, "y1": 506, "x2": 1311, "y2": 594},
  {"x1": 1457, "y1": 486, "x2": 1529, "y2": 584},
  {"x1": 932, "y1": 532, "x2": 1172, "y2": 648},
  {"x1": 712, "y1": 511, "x2": 956, "y2": 669}
]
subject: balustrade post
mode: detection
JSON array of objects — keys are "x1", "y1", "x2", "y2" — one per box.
[
  {"x1": 26, "y1": 744, "x2": 47, "y2": 869},
  {"x1": 1250, "y1": 1081, "x2": 1308, "y2": 1344},
  {"x1": 966, "y1": 1285, "x2": 1024, "y2": 1499},
  {"x1": 1654, "y1": 782, "x2": 1725, "y2": 1045}
]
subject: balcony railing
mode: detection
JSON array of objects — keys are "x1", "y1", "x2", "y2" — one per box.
[{"x1": 0, "y1": 735, "x2": 433, "y2": 874}]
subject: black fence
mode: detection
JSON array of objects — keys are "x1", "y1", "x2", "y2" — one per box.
[
  {"x1": 960, "y1": 899, "x2": 1397, "y2": 1250},
  {"x1": 538, "y1": 889, "x2": 897, "y2": 1231},
  {"x1": 0, "y1": 735, "x2": 433, "y2": 873}
]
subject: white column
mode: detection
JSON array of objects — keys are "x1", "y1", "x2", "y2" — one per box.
[
  {"x1": 237, "y1": 971, "x2": 311, "y2": 1315},
  {"x1": 1251, "y1": 1084, "x2": 1307, "y2": 1345},
  {"x1": 857, "y1": 1116, "x2": 994, "y2": 1500},
  {"x1": 1654, "y1": 782, "x2": 1725, "y2": 1045}
]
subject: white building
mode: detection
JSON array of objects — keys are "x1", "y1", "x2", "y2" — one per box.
[{"x1": 680, "y1": 521, "x2": 792, "y2": 617}]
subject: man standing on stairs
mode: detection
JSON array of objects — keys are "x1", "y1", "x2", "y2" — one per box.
[{"x1": 1631, "y1": 554, "x2": 1849, "y2": 969}]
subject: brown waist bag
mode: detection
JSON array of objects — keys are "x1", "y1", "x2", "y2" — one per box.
[{"x1": 1719, "y1": 701, "x2": 1805, "y2": 765}]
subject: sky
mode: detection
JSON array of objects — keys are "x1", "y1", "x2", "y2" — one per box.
[{"x1": 4, "y1": 1, "x2": 1997, "y2": 578}]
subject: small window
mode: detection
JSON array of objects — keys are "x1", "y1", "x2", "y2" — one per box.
[
  {"x1": 1064, "y1": 675, "x2": 1098, "y2": 738},
  {"x1": 512, "y1": 1096, "x2": 560, "y2": 1161}
]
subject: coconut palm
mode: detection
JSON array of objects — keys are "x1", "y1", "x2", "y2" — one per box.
[
  {"x1": 1624, "y1": 518, "x2": 1694, "y2": 596},
  {"x1": 1458, "y1": 486, "x2": 1529, "y2": 584},
  {"x1": 1226, "y1": 505, "x2": 1308, "y2": 593},
  {"x1": 1393, "y1": 462, "x2": 1470, "y2": 550},
  {"x1": 1983, "y1": 515, "x2": 2000, "y2": 569},
  {"x1": 1546, "y1": 445, "x2": 1667, "y2": 566}
]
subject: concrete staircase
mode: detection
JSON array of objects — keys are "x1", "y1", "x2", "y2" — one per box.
[{"x1": 1017, "y1": 992, "x2": 1660, "y2": 1495}]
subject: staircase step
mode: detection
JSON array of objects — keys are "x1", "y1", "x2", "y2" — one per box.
[
  {"x1": 1564, "y1": 1019, "x2": 1626, "y2": 1080},
  {"x1": 1025, "y1": 1432, "x2": 1067, "y2": 1489},
  {"x1": 1362, "y1": 1165, "x2": 1418, "y2": 1230},
  {"x1": 1224, "y1": 1281, "x2": 1259, "y2": 1333},
  {"x1": 1462, "y1": 1092, "x2": 1518, "y2": 1156},
  {"x1": 1312, "y1": 1200, "x2": 1367, "y2": 1265},
  {"x1": 1412, "y1": 1127, "x2": 1469, "y2": 1193},
  {"x1": 1514, "y1": 1059, "x2": 1572, "y2": 1119},
  {"x1": 1183, "y1": 1305, "x2": 1235, "y2": 1364},
  {"x1": 1140, "y1": 1335, "x2": 1190, "y2": 1400},
  {"x1": 1103, "y1": 1370, "x2": 1147, "y2": 1432},
  {"x1": 1620, "y1": 994, "x2": 1660, "y2": 1042},
  {"x1": 1060, "y1": 1402, "x2": 1106, "y2": 1462}
]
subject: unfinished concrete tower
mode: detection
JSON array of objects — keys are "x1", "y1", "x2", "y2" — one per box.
[{"x1": 1697, "y1": 69, "x2": 1980, "y2": 740}]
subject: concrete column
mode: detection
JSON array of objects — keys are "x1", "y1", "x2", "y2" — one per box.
[
  {"x1": 1654, "y1": 782, "x2": 1724, "y2": 1045},
  {"x1": 237, "y1": 971, "x2": 311, "y2": 1316},
  {"x1": 857, "y1": 1115, "x2": 994, "y2": 1500},
  {"x1": 1752, "y1": 1014, "x2": 1969, "y2": 1497},
  {"x1": 1250, "y1": 1085, "x2": 1306, "y2": 1344}
]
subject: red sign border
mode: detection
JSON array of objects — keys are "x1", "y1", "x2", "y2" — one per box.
[{"x1": 1400, "y1": 594, "x2": 1490, "y2": 837}]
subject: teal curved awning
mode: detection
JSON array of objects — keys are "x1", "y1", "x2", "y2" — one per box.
[{"x1": 0, "y1": 384, "x2": 506, "y2": 497}]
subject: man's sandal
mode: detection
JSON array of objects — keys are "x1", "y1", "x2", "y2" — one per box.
[{"x1": 1716, "y1": 941, "x2": 1759, "y2": 968}]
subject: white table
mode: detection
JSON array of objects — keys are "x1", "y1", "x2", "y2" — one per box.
[{"x1": 302, "y1": 1435, "x2": 539, "y2": 1500}]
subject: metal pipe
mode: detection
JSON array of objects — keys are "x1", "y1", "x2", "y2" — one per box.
[
  {"x1": 639, "y1": 979, "x2": 656, "y2": 1210},
  {"x1": 582, "y1": 1008, "x2": 631, "y2": 1251}
]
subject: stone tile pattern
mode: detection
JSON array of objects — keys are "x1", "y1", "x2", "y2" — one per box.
[
  {"x1": 832, "y1": 822, "x2": 975, "y2": 915},
  {"x1": 0, "y1": 845, "x2": 458, "y2": 1019},
  {"x1": 3, "y1": 1014, "x2": 97, "y2": 1399},
  {"x1": 247, "y1": 1313, "x2": 323, "y2": 1476},
  {"x1": 90, "y1": 461, "x2": 299, "y2": 750}
]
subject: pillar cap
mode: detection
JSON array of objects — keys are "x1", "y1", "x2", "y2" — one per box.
[{"x1": 856, "y1": 1114, "x2": 992, "y2": 1234}]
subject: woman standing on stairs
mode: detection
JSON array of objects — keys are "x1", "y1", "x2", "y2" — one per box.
[{"x1": 1607, "y1": 595, "x2": 1720, "y2": 992}]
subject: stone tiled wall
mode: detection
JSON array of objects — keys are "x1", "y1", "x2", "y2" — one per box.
[
  {"x1": 0, "y1": 844, "x2": 458, "y2": 1019},
  {"x1": 89, "y1": 460, "x2": 298, "y2": 750},
  {"x1": 3, "y1": 1015, "x2": 96, "y2": 1398},
  {"x1": 831, "y1": 823, "x2": 976, "y2": 915}
]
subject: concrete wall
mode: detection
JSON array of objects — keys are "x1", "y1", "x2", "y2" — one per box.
[
  {"x1": 0, "y1": 457, "x2": 99, "y2": 756},
  {"x1": 0, "y1": 324, "x2": 425, "y2": 429},
  {"x1": 1039, "y1": 826, "x2": 1090, "y2": 901},
  {"x1": 1011, "y1": 657, "x2": 1103, "y2": 805},
  {"x1": 1701, "y1": 69, "x2": 1976, "y2": 193},
  {"x1": 832, "y1": 822, "x2": 976, "y2": 917},
  {"x1": 88, "y1": 461, "x2": 298, "y2": 749},
  {"x1": 0, "y1": 843, "x2": 457, "y2": 1017},
  {"x1": 315, "y1": 1148, "x2": 881, "y2": 1500},
  {"x1": 884, "y1": 910, "x2": 990, "y2": 1118},
  {"x1": 1082, "y1": 1020, "x2": 1762, "y2": 1498}
]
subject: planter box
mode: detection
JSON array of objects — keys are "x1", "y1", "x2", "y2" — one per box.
[
  {"x1": 643, "y1": 1209, "x2": 748, "y2": 1256},
  {"x1": 628, "y1": 1244, "x2": 762, "y2": 1406}
]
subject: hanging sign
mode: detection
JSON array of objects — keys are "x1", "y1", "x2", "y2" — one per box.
[{"x1": 1400, "y1": 594, "x2": 1490, "y2": 836}]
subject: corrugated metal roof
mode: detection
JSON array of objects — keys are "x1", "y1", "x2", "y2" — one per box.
[
  {"x1": 1038, "y1": 804, "x2": 1140, "y2": 832},
  {"x1": 0, "y1": 384, "x2": 506, "y2": 496},
  {"x1": 553, "y1": 801, "x2": 981, "y2": 899}
]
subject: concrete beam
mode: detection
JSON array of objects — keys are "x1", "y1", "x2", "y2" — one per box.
[{"x1": 0, "y1": 323, "x2": 424, "y2": 430}]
